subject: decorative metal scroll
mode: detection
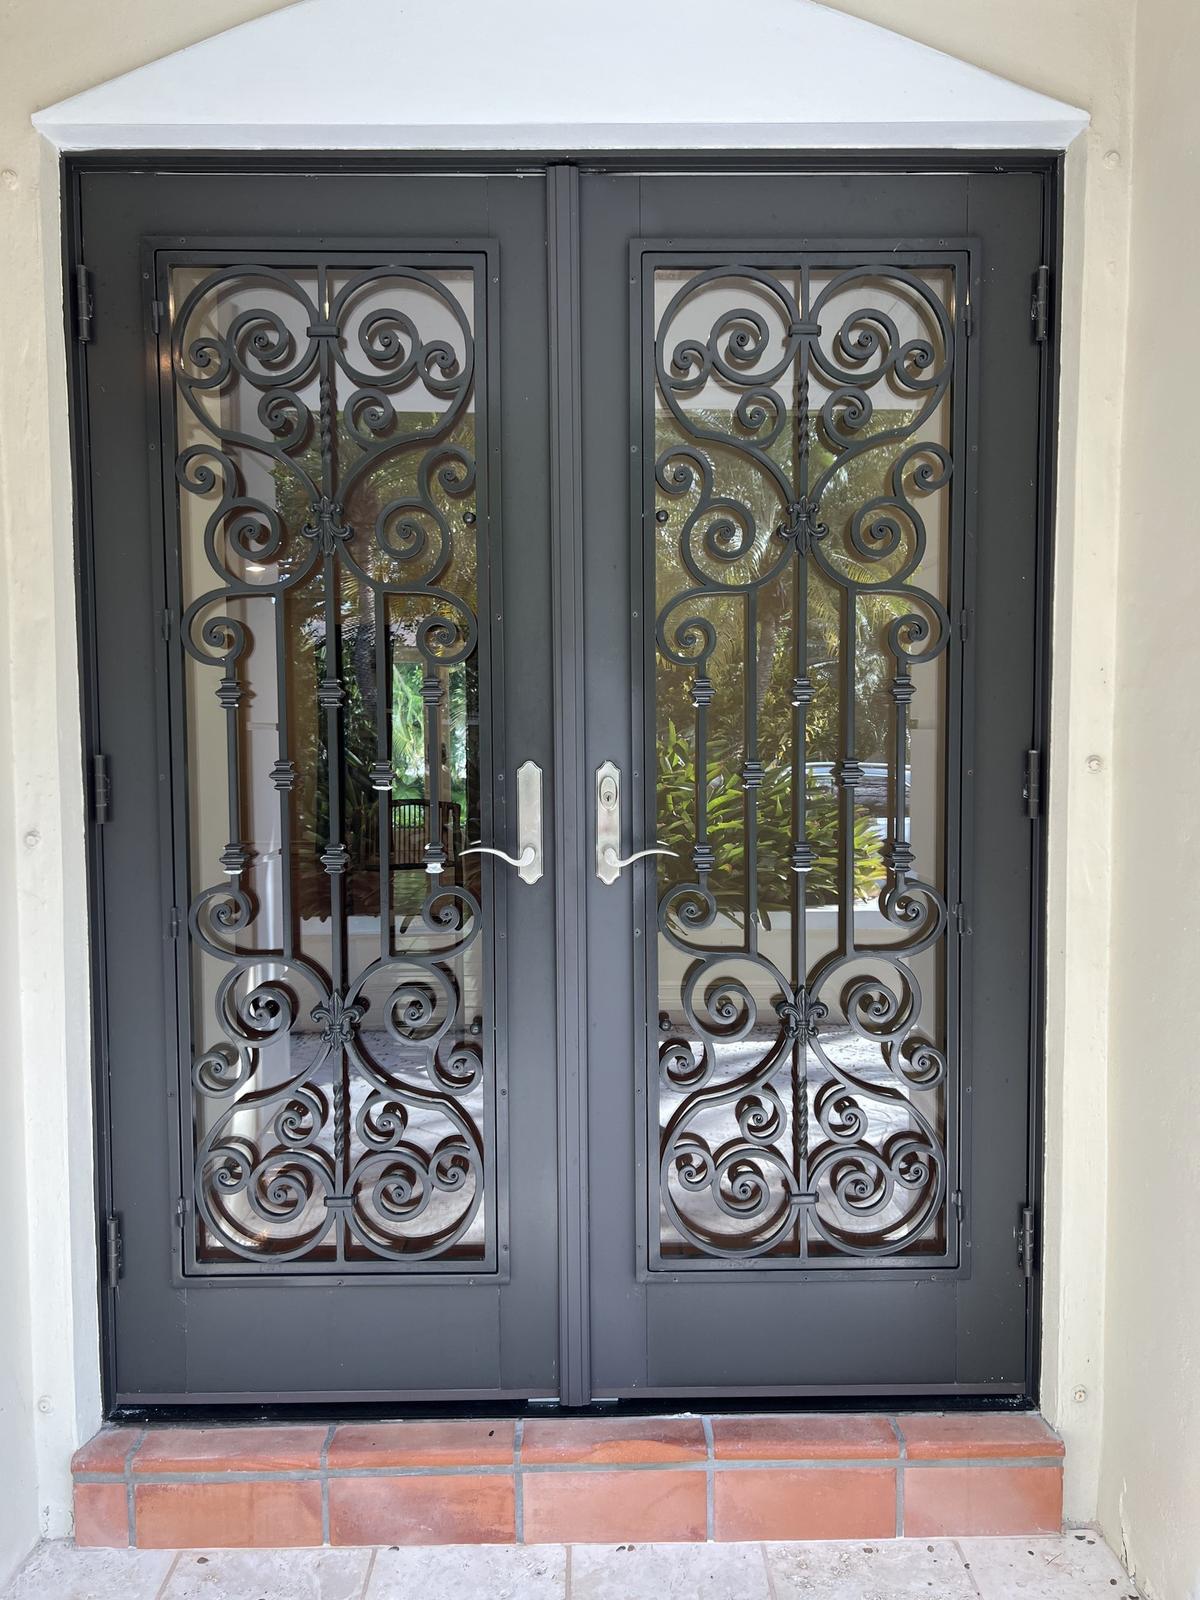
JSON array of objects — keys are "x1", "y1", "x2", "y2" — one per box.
[
  {"x1": 648, "y1": 260, "x2": 958, "y2": 1264},
  {"x1": 167, "y1": 259, "x2": 493, "y2": 1269}
]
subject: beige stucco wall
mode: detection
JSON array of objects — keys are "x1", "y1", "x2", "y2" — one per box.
[
  {"x1": 0, "y1": 4, "x2": 293, "y2": 1583},
  {"x1": 1098, "y1": 1, "x2": 1200, "y2": 1597},
  {"x1": 0, "y1": 0, "x2": 1178, "y2": 1590}
]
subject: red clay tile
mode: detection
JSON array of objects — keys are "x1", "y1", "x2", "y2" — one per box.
[
  {"x1": 133, "y1": 1424, "x2": 327, "y2": 1474},
  {"x1": 711, "y1": 1414, "x2": 898, "y2": 1461},
  {"x1": 713, "y1": 1466, "x2": 896, "y2": 1540},
  {"x1": 523, "y1": 1468, "x2": 706, "y2": 1544},
  {"x1": 134, "y1": 1480, "x2": 323, "y2": 1548},
  {"x1": 897, "y1": 1412, "x2": 1064, "y2": 1460},
  {"x1": 521, "y1": 1416, "x2": 706, "y2": 1465},
  {"x1": 328, "y1": 1419, "x2": 514, "y2": 1469},
  {"x1": 903, "y1": 1464, "x2": 1063, "y2": 1536},
  {"x1": 328, "y1": 1472, "x2": 515, "y2": 1545},
  {"x1": 73, "y1": 1483, "x2": 129, "y2": 1547},
  {"x1": 71, "y1": 1427, "x2": 142, "y2": 1476}
]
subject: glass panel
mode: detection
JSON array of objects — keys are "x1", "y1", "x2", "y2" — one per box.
[
  {"x1": 170, "y1": 259, "x2": 492, "y2": 1269},
  {"x1": 650, "y1": 260, "x2": 956, "y2": 1263}
]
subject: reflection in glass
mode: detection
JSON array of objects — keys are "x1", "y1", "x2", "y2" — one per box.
[
  {"x1": 650, "y1": 262, "x2": 956, "y2": 1263},
  {"x1": 171, "y1": 260, "x2": 493, "y2": 1268}
]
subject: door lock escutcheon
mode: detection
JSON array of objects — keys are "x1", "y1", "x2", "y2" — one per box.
[
  {"x1": 462, "y1": 759, "x2": 543, "y2": 884},
  {"x1": 595, "y1": 759, "x2": 677, "y2": 885}
]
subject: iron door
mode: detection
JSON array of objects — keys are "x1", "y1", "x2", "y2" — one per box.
[
  {"x1": 578, "y1": 170, "x2": 1048, "y2": 1399},
  {"x1": 78, "y1": 170, "x2": 561, "y2": 1405}
]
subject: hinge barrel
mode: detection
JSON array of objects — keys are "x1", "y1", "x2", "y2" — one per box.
[
  {"x1": 92, "y1": 753, "x2": 111, "y2": 824},
  {"x1": 105, "y1": 1214, "x2": 123, "y2": 1289},
  {"x1": 1018, "y1": 1203, "x2": 1036, "y2": 1278},
  {"x1": 1024, "y1": 749, "x2": 1042, "y2": 819},
  {"x1": 1031, "y1": 265, "x2": 1050, "y2": 343},
  {"x1": 75, "y1": 265, "x2": 94, "y2": 343}
]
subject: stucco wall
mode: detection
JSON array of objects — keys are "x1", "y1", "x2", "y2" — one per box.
[
  {"x1": 0, "y1": 6, "x2": 293, "y2": 1583},
  {"x1": 1098, "y1": 1, "x2": 1200, "y2": 1597},
  {"x1": 0, "y1": 0, "x2": 1150, "y2": 1587}
]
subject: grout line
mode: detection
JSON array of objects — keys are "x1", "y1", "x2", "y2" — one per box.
[
  {"x1": 702, "y1": 1415, "x2": 715, "y2": 1541},
  {"x1": 760, "y1": 1541, "x2": 780, "y2": 1600},
  {"x1": 361, "y1": 1545, "x2": 378, "y2": 1600},
  {"x1": 514, "y1": 1418, "x2": 525, "y2": 1544},
  {"x1": 564, "y1": 1541, "x2": 572, "y2": 1600},
  {"x1": 320, "y1": 1424, "x2": 335, "y2": 1546},
  {"x1": 73, "y1": 1453, "x2": 1063, "y2": 1486},
  {"x1": 126, "y1": 1428, "x2": 146, "y2": 1548},
  {"x1": 888, "y1": 1416, "x2": 906, "y2": 1536},
  {"x1": 952, "y1": 1537, "x2": 985, "y2": 1598},
  {"x1": 151, "y1": 1550, "x2": 181, "y2": 1600}
]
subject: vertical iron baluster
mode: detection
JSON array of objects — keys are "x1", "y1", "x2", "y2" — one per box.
[
  {"x1": 743, "y1": 589, "x2": 761, "y2": 956},
  {"x1": 692, "y1": 662, "x2": 713, "y2": 881},
  {"x1": 837, "y1": 586, "x2": 859, "y2": 956},
  {"x1": 217, "y1": 653, "x2": 247, "y2": 878},
  {"x1": 315, "y1": 265, "x2": 349, "y2": 1256},
  {"x1": 372, "y1": 588, "x2": 393, "y2": 956},
  {"x1": 422, "y1": 669, "x2": 445, "y2": 874},
  {"x1": 889, "y1": 664, "x2": 915, "y2": 893},
  {"x1": 271, "y1": 596, "x2": 295, "y2": 961},
  {"x1": 791, "y1": 271, "x2": 815, "y2": 1252}
]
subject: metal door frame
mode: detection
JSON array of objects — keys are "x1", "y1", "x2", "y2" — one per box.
[{"x1": 63, "y1": 150, "x2": 1061, "y2": 1416}]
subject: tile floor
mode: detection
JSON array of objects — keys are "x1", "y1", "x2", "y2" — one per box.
[{"x1": 3, "y1": 1532, "x2": 1139, "y2": 1599}]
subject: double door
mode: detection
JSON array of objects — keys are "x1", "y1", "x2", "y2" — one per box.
[{"x1": 74, "y1": 161, "x2": 1049, "y2": 1408}]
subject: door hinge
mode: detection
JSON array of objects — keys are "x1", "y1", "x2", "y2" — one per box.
[
  {"x1": 1031, "y1": 265, "x2": 1050, "y2": 343},
  {"x1": 951, "y1": 1188, "x2": 965, "y2": 1224},
  {"x1": 958, "y1": 607, "x2": 971, "y2": 643},
  {"x1": 150, "y1": 298, "x2": 163, "y2": 335},
  {"x1": 161, "y1": 609, "x2": 173, "y2": 644},
  {"x1": 953, "y1": 901, "x2": 971, "y2": 937},
  {"x1": 1023, "y1": 749, "x2": 1042, "y2": 819},
  {"x1": 91, "y1": 752, "x2": 111, "y2": 824},
  {"x1": 105, "y1": 1214, "x2": 123, "y2": 1289},
  {"x1": 75, "y1": 264, "x2": 94, "y2": 343},
  {"x1": 963, "y1": 295, "x2": 975, "y2": 338},
  {"x1": 1018, "y1": 1203, "x2": 1036, "y2": 1278},
  {"x1": 167, "y1": 906, "x2": 182, "y2": 940},
  {"x1": 175, "y1": 1195, "x2": 188, "y2": 1229}
]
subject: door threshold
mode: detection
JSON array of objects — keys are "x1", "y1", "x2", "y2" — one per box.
[{"x1": 73, "y1": 1410, "x2": 1064, "y2": 1549}]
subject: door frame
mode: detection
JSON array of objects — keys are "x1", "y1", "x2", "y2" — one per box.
[{"x1": 62, "y1": 148, "x2": 1062, "y2": 1417}]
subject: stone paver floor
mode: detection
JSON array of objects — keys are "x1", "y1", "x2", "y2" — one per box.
[{"x1": 3, "y1": 1533, "x2": 1139, "y2": 1600}]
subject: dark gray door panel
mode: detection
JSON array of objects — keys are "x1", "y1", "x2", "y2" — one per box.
[
  {"x1": 579, "y1": 169, "x2": 1046, "y2": 1398},
  {"x1": 80, "y1": 169, "x2": 559, "y2": 1405}
]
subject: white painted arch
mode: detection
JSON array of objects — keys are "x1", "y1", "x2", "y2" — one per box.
[{"x1": 34, "y1": 0, "x2": 1087, "y2": 152}]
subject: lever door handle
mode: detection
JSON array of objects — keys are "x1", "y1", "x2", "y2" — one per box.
[
  {"x1": 599, "y1": 844, "x2": 677, "y2": 878},
  {"x1": 462, "y1": 842, "x2": 538, "y2": 872},
  {"x1": 595, "y1": 759, "x2": 677, "y2": 885},
  {"x1": 461, "y1": 760, "x2": 543, "y2": 885}
]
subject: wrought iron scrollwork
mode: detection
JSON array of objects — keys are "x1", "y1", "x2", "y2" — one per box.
[
  {"x1": 169, "y1": 258, "x2": 493, "y2": 1269},
  {"x1": 649, "y1": 258, "x2": 958, "y2": 1264}
]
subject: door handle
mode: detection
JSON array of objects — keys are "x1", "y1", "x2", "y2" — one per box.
[
  {"x1": 595, "y1": 759, "x2": 678, "y2": 885},
  {"x1": 461, "y1": 759, "x2": 543, "y2": 885}
]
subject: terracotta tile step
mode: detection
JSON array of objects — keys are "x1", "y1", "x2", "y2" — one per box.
[{"x1": 71, "y1": 1411, "x2": 1064, "y2": 1548}]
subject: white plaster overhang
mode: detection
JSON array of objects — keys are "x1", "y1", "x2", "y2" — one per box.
[{"x1": 33, "y1": 0, "x2": 1088, "y2": 152}]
